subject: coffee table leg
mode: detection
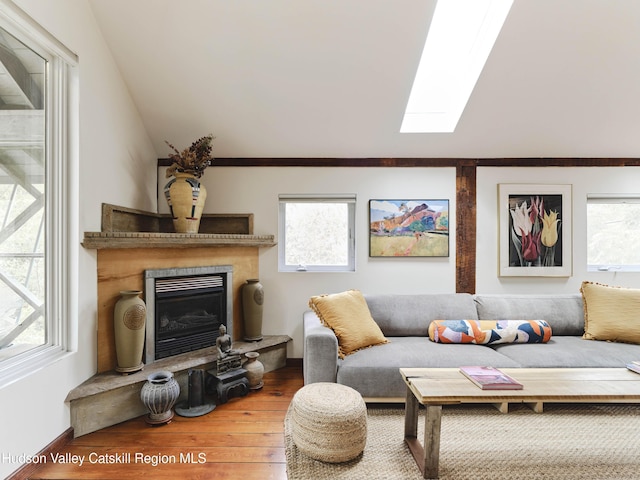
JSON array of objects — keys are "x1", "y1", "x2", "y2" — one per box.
[
  {"x1": 423, "y1": 405, "x2": 442, "y2": 479},
  {"x1": 404, "y1": 386, "x2": 419, "y2": 438},
  {"x1": 404, "y1": 386, "x2": 443, "y2": 479}
]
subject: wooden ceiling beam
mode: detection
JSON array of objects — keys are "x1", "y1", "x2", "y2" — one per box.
[{"x1": 159, "y1": 158, "x2": 640, "y2": 168}]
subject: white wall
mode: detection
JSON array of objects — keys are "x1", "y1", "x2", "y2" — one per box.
[
  {"x1": 476, "y1": 167, "x2": 640, "y2": 292},
  {"x1": 1, "y1": 1, "x2": 156, "y2": 477},
  {"x1": 159, "y1": 166, "x2": 458, "y2": 358},
  {"x1": 158, "y1": 165, "x2": 640, "y2": 359}
]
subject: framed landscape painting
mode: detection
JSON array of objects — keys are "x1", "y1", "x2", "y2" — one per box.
[
  {"x1": 369, "y1": 199, "x2": 449, "y2": 257},
  {"x1": 499, "y1": 184, "x2": 572, "y2": 277}
]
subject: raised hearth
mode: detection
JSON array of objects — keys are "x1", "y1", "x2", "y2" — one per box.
[{"x1": 66, "y1": 336, "x2": 291, "y2": 437}]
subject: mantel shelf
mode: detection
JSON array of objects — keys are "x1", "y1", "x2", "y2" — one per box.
[
  {"x1": 83, "y1": 204, "x2": 276, "y2": 249},
  {"x1": 82, "y1": 231, "x2": 276, "y2": 249}
]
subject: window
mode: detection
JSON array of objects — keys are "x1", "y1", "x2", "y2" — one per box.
[
  {"x1": 587, "y1": 195, "x2": 640, "y2": 272},
  {"x1": 0, "y1": 3, "x2": 77, "y2": 385},
  {"x1": 401, "y1": 0, "x2": 513, "y2": 133},
  {"x1": 278, "y1": 195, "x2": 356, "y2": 272}
]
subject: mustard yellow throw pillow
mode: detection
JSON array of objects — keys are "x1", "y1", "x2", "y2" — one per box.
[
  {"x1": 581, "y1": 281, "x2": 640, "y2": 343},
  {"x1": 309, "y1": 289, "x2": 388, "y2": 358}
]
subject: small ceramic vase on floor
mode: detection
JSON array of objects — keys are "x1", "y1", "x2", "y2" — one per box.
[
  {"x1": 244, "y1": 352, "x2": 264, "y2": 390},
  {"x1": 140, "y1": 371, "x2": 181, "y2": 425}
]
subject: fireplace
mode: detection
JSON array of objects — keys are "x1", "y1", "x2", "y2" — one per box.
[{"x1": 144, "y1": 265, "x2": 233, "y2": 364}]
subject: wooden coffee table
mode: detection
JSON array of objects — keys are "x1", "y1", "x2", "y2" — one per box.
[{"x1": 400, "y1": 367, "x2": 640, "y2": 479}]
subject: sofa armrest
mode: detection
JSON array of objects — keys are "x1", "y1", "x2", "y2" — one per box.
[{"x1": 303, "y1": 310, "x2": 338, "y2": 385}]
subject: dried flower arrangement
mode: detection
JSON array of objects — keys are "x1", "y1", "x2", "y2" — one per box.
[{"x1": 165, "y1": 134, "x2": 215, "y2": 178}]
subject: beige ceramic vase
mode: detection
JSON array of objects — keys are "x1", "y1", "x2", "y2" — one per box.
[
  {"x1": 164, "y1": 172, "x2": 207, "y2": 233},
  {"x1": 113, "y1": 290, "x2": 146, "y2": 373},
  {"x1": 242, "y1": 279, "x2": 264, "y2": 341},
  {"x1": 244, "y1": 352, "x2": 264, "y2": 390}
]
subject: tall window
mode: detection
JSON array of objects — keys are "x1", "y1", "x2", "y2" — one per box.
[
  {"x1": 587, "y1": 195, "x2": 640, "y2": 272},
  {"x1": 0, "y1": 3, "x2": 77, "y2": 385},
  {"x1": 278, "y1": 195, "x2": 356, "y2": 272}
]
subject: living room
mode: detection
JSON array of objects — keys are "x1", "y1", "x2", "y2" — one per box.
[{"x1": 2, "y1": 1, "x2": 640, "y2": 479}]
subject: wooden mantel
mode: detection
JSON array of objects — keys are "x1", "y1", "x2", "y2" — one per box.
[
  {"x1": 83, "y1": 203, "x2": 275, "y2": 249},
  {"x1": 83, "y1": 204, "x2": 276, "y2": 373},
  {"x1": 82, "y1": 231, "x2": 276, "y2": 249}
]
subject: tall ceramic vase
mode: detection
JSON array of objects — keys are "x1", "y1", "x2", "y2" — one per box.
[
  {"x1": 140, "y1": 371, "x2": 181, "y2": 425},
  {"x1": 113, "y1": 290, "x2": 146, "y2": 373},
  {"x1": 242, "y1": 279, "x2": 263, "y2": 341},
  {"x1": 164, "y1": 172, "x2": 207, "y2": 233}
]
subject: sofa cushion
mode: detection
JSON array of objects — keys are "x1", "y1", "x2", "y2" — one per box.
[
  {"x1": 336, "y1": 337, "x2": 521, "y2": 398},
  {"x1": 309, "y1": 289, "x2": 388, "y2": 358},
  {"x1": 474, "y1": 294, "x2": 584, "y2": 336},
  {"x1": 581, "y1": 281, "x2": 640, "y2": 344},
  {"x1": 428, "y1": 319, "x2": 552, "y2": 344},
  {"x1": 491, "y1": 335, "x2": 640, "y2": 367},
  {"x1": 363, "y1": 293, "x2": 479, "y2": 336}
]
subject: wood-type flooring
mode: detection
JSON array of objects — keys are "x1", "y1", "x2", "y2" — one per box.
[{"x1": 25, "y1": 364, "x2": 304, "y2": 480}]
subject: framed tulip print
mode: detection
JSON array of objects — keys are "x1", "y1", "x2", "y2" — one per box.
[{"x1": 499, "y1": 184, "x2": 572, "y2": 277}]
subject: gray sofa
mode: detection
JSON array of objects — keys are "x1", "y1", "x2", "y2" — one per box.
[{"x1": 303, "y1": 293, "x2": 640, "y2": 400}]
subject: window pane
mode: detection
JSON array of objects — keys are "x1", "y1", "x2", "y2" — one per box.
[
  {"x1": 587, "y1": 201, "x2": 640, "y2": 267},
  {"x1": 279, "y1": 196, "x2": 356, "y2": 272},
  {"x1": 0, "y1": 25, "x2": 46, "y2": 359},
  {"x1": 284, "y1": 203, "x2": 349, "y2": 266}
]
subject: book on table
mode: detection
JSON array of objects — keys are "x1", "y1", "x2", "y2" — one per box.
[
  {"x1": 626, "y1": 362, "x2": 640, "y2": 374},
  {"x1": 459, "y1": 366, "x2": 523, "y2": 390}
]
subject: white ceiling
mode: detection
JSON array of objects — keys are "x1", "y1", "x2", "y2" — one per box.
[{"x1": 88, "y1": 0, "x2": 640, "y2": 159}]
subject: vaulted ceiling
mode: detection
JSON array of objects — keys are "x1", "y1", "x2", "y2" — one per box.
[{"x1": 89, "y1": 0, "x2": 640, "y2": 159}]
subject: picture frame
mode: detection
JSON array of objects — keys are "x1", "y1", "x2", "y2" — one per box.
[
  {"x1": 369, "y1": 199, "x2": 449, "y2": 257},
  {"x1": 499, "y1": 184, "x2": 572, "y2": 277}
]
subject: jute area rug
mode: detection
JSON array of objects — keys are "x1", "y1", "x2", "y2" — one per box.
[{"x1": 285, "y1": 403, "x2": 640, "y2": 480}]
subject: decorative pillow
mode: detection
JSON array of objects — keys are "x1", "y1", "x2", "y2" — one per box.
[
  {"x1": 309, "y1": 289, "x2": 388, "y2": 358},
  {"x1": 428, "y1": 319, "x2": 552, "y2": 345},
  {"x1": 581, "y1": 281, "x2": 640, "y2": 343}
]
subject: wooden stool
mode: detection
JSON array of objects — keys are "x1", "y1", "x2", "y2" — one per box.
[{"x1": 289, "y1": 382, "x2": 367, "y2": 463}]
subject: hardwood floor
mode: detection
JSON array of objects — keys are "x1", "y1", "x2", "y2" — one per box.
[{"x1": 27, "y1": 364, "x2": 303, "y2": 480}]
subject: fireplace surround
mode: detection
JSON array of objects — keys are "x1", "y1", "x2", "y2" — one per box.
[
  {"x1": 145, "y1": 265, "x2": 233, "y2": 364},
  {"x1": 74, "y1": 206, "x2": 289, "y2": 437}
]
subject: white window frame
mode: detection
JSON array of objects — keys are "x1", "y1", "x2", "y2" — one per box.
[
  {"x1": 278, "y1": 194, "x2": 356, "y2": 272},
  {"x1": 586, "y1": 194, "x2": 640, "y2": 273},
  {"x1": 0, "y1": 0, "x2": 78, "y2": 387}
]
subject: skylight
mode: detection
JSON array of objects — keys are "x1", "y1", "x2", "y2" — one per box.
[{"x1": 400, "y1": 0, "x2": 513, "y2": 133}]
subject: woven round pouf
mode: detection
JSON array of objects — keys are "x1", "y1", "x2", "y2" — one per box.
[{"x1": 290, "y1": 382, "x2": 367, "y2": 463}]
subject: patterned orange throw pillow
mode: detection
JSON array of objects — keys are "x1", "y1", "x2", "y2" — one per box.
[{"x1": 428, "y1": 319, "x2": 552, "y2": 344}]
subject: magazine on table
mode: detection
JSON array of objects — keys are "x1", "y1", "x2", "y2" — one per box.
[
  {"x1": 625, "y1": 362, "x2": 640, "y2": 374},
  {"x1": 459, "y1": 366, "x2": 523, "y2": 390}
]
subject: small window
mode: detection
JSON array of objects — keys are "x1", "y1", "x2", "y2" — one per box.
[
  {"x1": 587, "y1": 196, "x2": 640, "y2": 272},
  {"x1": 278, "y1": 195, "x2": 356, "y2": 272}
]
